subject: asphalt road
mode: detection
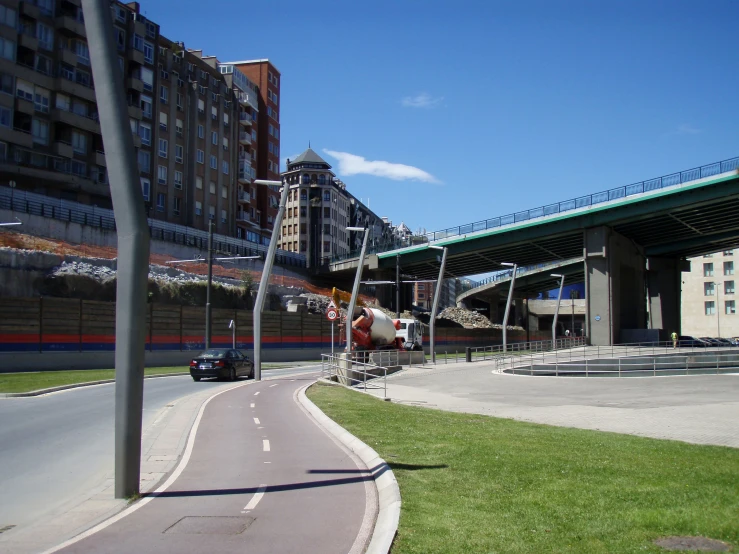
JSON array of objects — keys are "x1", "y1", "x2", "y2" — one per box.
[
  {"x1": 56, "y1": 374, "x2": 370, "y2": 554},
  {"x1": 0, "y1": 365, "x2": 322, "y2": 535}
]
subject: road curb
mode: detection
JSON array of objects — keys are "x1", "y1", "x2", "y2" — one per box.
[
  {"x1": 0, "y1": 372, "x2": 189, "y2": 398},
  {"x1": 297, "y1": 383, "x2": 400, "y2": 554}
]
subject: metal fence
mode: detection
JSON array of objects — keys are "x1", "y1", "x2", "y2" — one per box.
[
  {"x1": 465, "y1": 337, "x2": 587, "y2": 362},
  {"x1": 494, "y1": 341, "x2": 739, "y2": 376},
  {"x1": 321, "y1": 353, "x2": 388, "y2": 398},
  {"x1": 0, "y1": 185, "x2": 306, "y2": 268}
]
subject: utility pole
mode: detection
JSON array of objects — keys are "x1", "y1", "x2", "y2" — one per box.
[
  {"x1": 396, "y1": 253, "x2": 400, "y2": 318},
  {"x1": 501, "y1": 262, "x2": 517, "y2": 352},
  {"x1": 205, "y1": 220, "x2": 213, "y2": 349},
  {"x1": 428, "y1": 246, "x2": 448, "y2": 363},
  {"x1": 83, "y1": 0, "x2": 150, "y2": 499},
  {"x1": 345, "y1": 227, "x2": 370, "y2": 359}
]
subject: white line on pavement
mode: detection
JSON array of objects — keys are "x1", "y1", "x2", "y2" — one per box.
[
  {"x1": 250, "y1": 403, "x2": 255, "y2": 408},
  {"x1": 263, "y1": 439, "x2": 270, "y2": 452},
  {"x1": 254, "y1": 391, "x2": 260, "y2": 396},
  {"x1": 243, "y1": 484, "x2": 267, "y2": 511},
  {"x1": 253, "y1": 418, "x2": 260, "y2": 424},
  {"x1": 269, "y1": 384, "x2": 279, "y2": 388}
]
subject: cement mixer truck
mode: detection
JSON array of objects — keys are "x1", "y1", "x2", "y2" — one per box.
[{"x1": 332, "y1": 288, "x2": 423, "y2": 351}]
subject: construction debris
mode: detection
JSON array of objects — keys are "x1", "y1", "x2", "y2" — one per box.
[{"x1": 436, "y1": 306, "x2": 522, "y2": 330}]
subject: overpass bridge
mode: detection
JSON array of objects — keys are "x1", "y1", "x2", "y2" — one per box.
[{"x1": 329, "y1": 157, "x2": 739, "y2": 345}]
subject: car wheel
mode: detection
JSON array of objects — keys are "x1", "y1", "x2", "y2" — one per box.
[
  {"x1": 192, "y1": 376, "x2": 201, "y2": 382},
  {"x1": 230, "y1": 367, "x2": 236, "y2": 381}
]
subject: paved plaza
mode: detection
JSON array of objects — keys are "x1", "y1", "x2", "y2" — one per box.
[{"x1": 384, "y1": 361, "x2": 739, "y2": 448}]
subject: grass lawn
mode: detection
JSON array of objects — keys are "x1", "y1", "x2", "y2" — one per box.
[
  {"x1": 0, "y1": 367, "x2": 187, "y2": 393},
  {"x1": 307, "y1": 383, "x2": 739, "y2": 554}
]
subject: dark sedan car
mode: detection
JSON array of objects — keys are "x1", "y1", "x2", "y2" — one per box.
[
  {"x1": 189, "y1": 349, "x2": 254, "y2": 381},
  {"x1": 678, "y1": 336, "x2": 709, "y2": 348}
]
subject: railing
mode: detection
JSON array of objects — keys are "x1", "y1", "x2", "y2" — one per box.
[
  {"x1": 464, "y1": 337, "x2": 587, "y2": 362},
  {"x1": 330, "y1": 156, "x2": 739, "y2": 264},
  {"x1": 0, "y1": 185, "x2": 307, "y2": 268},
  {"x1": 493, "y1": 341, "x2": 739, "y2": 376},
  {"x1": 321, "y1": 353, "x2": 388, "y2": 398}
]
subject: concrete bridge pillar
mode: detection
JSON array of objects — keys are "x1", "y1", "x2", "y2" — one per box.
[
  {"x1": 646, "y1": 257, "x2": 687, "y2": 341},
  {"x1": 584, "y1": 226, "x2": 647, "y2": 345}
]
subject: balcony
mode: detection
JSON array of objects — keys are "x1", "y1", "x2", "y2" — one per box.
[
  {"x1": 57, "y1": 77, "x2": 96, "y2": 103},
  {"x1": 128, "y1": 105, "x2": 142, "y2": 119},
  {"x1": 55, "y1": 15, "x2": 86, "y2": 37},
  {"x1": 238, "y1": 131, "x2": 251, "y2": 145},
  {"x1": 237, "y1": 191, "x2": 251, "y2": 203},
  {"x1": 59, "y1": 48, "x2": 77, "y2": 67},
  {"x1": 20, "y1": 2, "x2": 39, "y2": 18},
  {"x1": 51, "y1": 108, "x2": 100, "y2": 134},
  {"x1": 53, "y1": 141, "x2": 74, "y2": 159},
  {"x1": 239, "y1": 112, "x2": 252, "y2": 126},
  {"x1": 129, "y1": 49, "x2": 145, "y2": 66},
  {"x1": 0, "y1": 126, "x2": 33, "y2": 149},
  {"x1": 16, "y1": 97, "x2": 34, "y2": 116},
  {"x1": 95, "y1": 150, "x2": 106, "y2": 167},
  {"x1": 237, "y1": 91, "x2": 259, "y2": 112},
  {"x1": 127, "y1": 77, "x2": 144, "y2": 93},
  {"x1": 19, "y1": 33, "x2": 38, "y2": 51},
  {"x1": 235, "y1": 212, "x2": 259, "y2": 227},
  {"x1": 132, "y1": 134, "x2": 141, "y2": 148}
]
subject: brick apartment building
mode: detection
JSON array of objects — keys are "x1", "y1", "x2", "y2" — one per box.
[{"x1": 0, "y1": 0, "x2": 280, "y2": 245}]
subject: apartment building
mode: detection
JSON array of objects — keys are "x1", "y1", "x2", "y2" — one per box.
[
  {"x1": 681, "y1": 248, "x2": 738, "y2": 338},
  {"x1": 0, "y1": 0, "x2": 159, "y2": 209},
  {"x1": 225, "y1": 58, "x2": 281, "y2": 239}
]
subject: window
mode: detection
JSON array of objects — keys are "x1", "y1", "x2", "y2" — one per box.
[
  {"x1": 158, "y1": 138, "x2": 168, "y2": 158},
  {"x1": 196, "y1": 176, "x2": 203, "y2": 189},
  {"x1": 324, "y1": 224, "x2": 331, "y2": 235},
  {"x1": 724, "y1": 250, "x2": 734, "y2": 256},
  {"x1": 141, "y1": 67, "x2": 154, "y2": 91},
  {"x1": 115, "y1": 5, "x2": 127, "y2": 23},
  {"x1": 703, "y1": 263, "x2": 714, "y2": 277},
  {"x1": 299, "y1": 206, "x2": 306, "y2": 218},
  {"x1": 158, "y1": 165, "x2": 167, "y2": 184},
  {"x1": 176, "y1": 92, "x2": 183, "y2": 110},
  {"x1": 197, "y1": 99, "x2": 205, "y2": 114},
  {"x1": 194, "y1": 201, "x2": 202, "y2": 216},
  {"x1": 223, "y1": 113, "x2": 229, "y2": 125},
  {"x1": 300, "y1": 223, "x2": 306, "y2": 234},
  {"x1": 156, "y1": 192, "x2": 165, "y2": 212},
  {"x1": 174, "y1": 170, "x2": 183, "y2": 189},
  {"x1": 146, "y1": 21, "x2": 157, "y2": 39},
  {"x1": 133, "y1": 34, "x2": 144, "y2": 52},
  {"x1": 704, "y1": 282, "x2": 715, "y2": 296},
  {"x1": 209, "y1": 181, "x2": 216, "y2": 194},
  {"x1": 140, "y1": 178, "x2": 150, "y2": 201},
  {"x1": 208, "y1": 205, "x2": 215, "y2": 220},
  {"x1": 34, "y1": 88, "x2": 50, "y2": 113},
  {"x1": 16, "y1": 79, "x2": 33, "y2": 102},
  {"x1": 75, "y1": 69, "x2": 91, "y2": 87},
  {"x1": 323, "y1": 241, "x2": 330, "y2": 253},
  {"x1": 139, "y1": 123, "x2": 151, "y2": 145},
  {"x1": 159, "y1": 111, "x2": 167, "y2": 131},
  {"x1": 37, "y1": 23, "x2": 53, "y2": 51},
  {"x1": 159, "y1": 85, "x2": 168, "y2": 104},
  {"x1": 198, "y1": 85, "x2": 205, "y2": 96},
  {"x1": 705, "y1": 301, "x2": 716, "y2": 315},
  {"x1": 724, "y1": 261, "x2": 734, "y2": 275},
  {"x1": 0, "y1": 37, "x2": 15, "y2": 61},
  {"x1": 210, "y1": 155, "x2": 217, "y2": 169},
  {"x1": 318, "y1": 174, "x2": 326, "y2": 185},
  {"x1": 222, "y1": 160, "x2": 229, "y2": 174},
  {"x1": 143, "y1": 41, "x2": 154, "y2": 64},
  {"x1": 140, "y1": 95, "x2": 152, "y2": 118},
  {"x1": 0, "y1": 6, "x2": 16, "y2": 29},
  {"x1": 0, "y1": 73, "x2": 12, "y2": 96},
  {"x1": 222, "y1": 186, "x2": 228, "y2": 199},
  {"x1": 211, "y1": 106, "x2": 217, "y2": 120},
  {"x1": 175, "y1": 144, "x2": 183, "y2": 163},
  {"x1": 211, "y1": 131, "x2": 218, "y2": 145},
  {"x1": 55, "y1": 94, "x2": 70, "y2": 112},
  {"x1": 115, "y1": 27, "x2": 126, "y2": 52},
  {"x1": 323, "y1": 207, "x2": 331, "y2": 218},
  {"x1": 197, "y1": 124, "x2": 204, "y2": 138},
  {"x1": 0, "y1": 105, "x2": 11, "y2": 128},
  {"x1": 223, "y1": 137, "x2": 228, "y2": 151},
  {"x1": 173, "y1": 196, "x2": 181, "y2": 215},
  {"x1": 138, "y1": 150, "x2": 150, "y2": 172},
  {"x1": 323, "y1": 190, "x2": 331, "y2": 201},
  {"x1": 726, "y1": 300, "x2": 736, "y2": 315},
  {"x1": 72, "y1": 130, "x2": 87, "y2": 153},
  {"x1": 32, "y1": 119, "x2": 49, "y2": 144},
  {"x1": 726, "y1": 281, "x2": 735, "y2": 295},
  {"x1": 196, "y1": 149, "x2": 204, "y2": 164},
  {"x1": 175, "y1": 118, "x2": 183, "y2": 135}
]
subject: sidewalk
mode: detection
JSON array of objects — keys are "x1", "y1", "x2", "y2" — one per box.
[{"x1": 384, "y1": 360, "x2": 739, "y2": 448}]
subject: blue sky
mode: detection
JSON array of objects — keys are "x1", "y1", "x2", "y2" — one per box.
[{"x1": 143, "y1": 0, "x2": 738, "y2": 236}]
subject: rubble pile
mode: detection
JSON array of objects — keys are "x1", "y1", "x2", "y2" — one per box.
[{"x1": 436, "y1": 306, "x2": 523, "y2": 330}]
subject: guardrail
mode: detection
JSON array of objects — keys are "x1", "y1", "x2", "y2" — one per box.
[
  {"x1": 494, "y1": 341, "x2": 739, "y2": 376},
  {"x1": 321, "y1": 353, "x2": 388, "y2": 397},
  {"x1": 0, "y1": 185, "x2": 307, "y2": 268},
  {"x1": 465, "y1": 337, "x2": 587, "y2": 362},
  {"x1": 330, "y1": 156, "x2": 739, "y2": 264}
]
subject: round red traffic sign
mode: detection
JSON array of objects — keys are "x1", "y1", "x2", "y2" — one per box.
[{"x1": 326, "y1": 309, "x2": 338, "y2": 321}]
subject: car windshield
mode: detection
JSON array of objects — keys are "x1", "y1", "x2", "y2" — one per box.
[{"x1": 197, "y1": 349, "x2": 227, "y2": 359}]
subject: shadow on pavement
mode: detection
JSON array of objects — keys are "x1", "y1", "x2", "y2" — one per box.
[{"x1": 307, "y1": 463, "x2": 447, "y2": 474}]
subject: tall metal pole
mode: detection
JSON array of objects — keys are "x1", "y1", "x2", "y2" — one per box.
[
  {"x1": 716, "y1": 281, "x2": 721, "y2": 337},
  {"x1": 345, "y1": 228, "x2": 369, "y2": 360},
  {"x1": 551, "y1": 274, "x2": 565, "y2": 347},
  {"x1": 253, "y1": 180, "x2": 289, "y2": 381},
  {"x1": 205, "y1": 220, "x2": 213, "y2": 348},
  {"x1": 501, "y1": 263, "x2": 517, "y2": 352},
  {"x1": 570, "y1": 289, "x2": 577, "y2": 336},
  {"x1": 428, "y1": 246, "x2": 448, "y2": 363},
  {"x1": 83, "y1": 0, "x2": 150, "y2": 499},
  {"x1": 396, "y1": 253, "x2": 400, "y2": 318},
  {"x1": 230, "y1": 319, "x2": 235, "y2": 349}
]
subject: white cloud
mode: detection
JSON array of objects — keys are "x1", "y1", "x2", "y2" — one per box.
[
  {"x1": 676, "y1": 124, "x2": 702, "y2": 135},
  {"x1": 323, "y1": 150, "x2": 440, "y2": 184},
  {"x1": 401, "y1": 93, "x2": 444, "y2": 109}
]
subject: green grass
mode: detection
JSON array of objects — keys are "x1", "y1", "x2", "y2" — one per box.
[
  {"x1": 0, "y1": 367, "x2": 187, "y2": 393},
  {"x1": 307, "y1": 383, "x2": 739, "y2": 554}
]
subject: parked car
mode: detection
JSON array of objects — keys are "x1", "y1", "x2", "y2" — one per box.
[
  {"x1": 189, "y1": 349, "x2": 254, "y2": 381},
  {"x1": 712, "y1": 338, "x2": 734, "y2": 346},
  {"x1": 678, "y1": 336, "x2": 709, "y2": 347},
  {"x1": 700, "y1": 337, "x2": 729, "y2": 347}
]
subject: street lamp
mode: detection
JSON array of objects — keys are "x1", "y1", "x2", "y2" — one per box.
[
  {"x1": 345, "y1": 226, "x2": 369, "y2": 360},
  {"x1": 428, "y1": 245, "x2": 448, "y2": 363},
  {"x1": 501, "y1": 262, "x2": 517, "y2": 352},
  {"x1": 550, "y1": 273, "x2": 565, "y2": 348},
  {"x1": 252, "y1": 178, "x2": 290, "y2": 381},
  {"x1": 229, "y1": 319, "x2": 236, "y2": 349},
  {"x1": 0, "y1": 217, "x2": 22, "y2": 227},
  {"x1": 569, "y1": 289, "x2": 579, "y2": 336}
]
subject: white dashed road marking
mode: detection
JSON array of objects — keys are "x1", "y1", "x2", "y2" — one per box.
[
  {"x1": 269, "y1": 384, "x2": 279, "y2": 388},
  {"x1": 253, "y1": 418, "x2": 260, "y2": 424},
  {"x1": 250, "y1": 403, "x2": 255, "y2": 408},
  {"x1": 263, "y1": 440, "x2": 270, "y2": 452},
  {"x1": 254, "y1": 392, "x2": 260, "y2": 396},
  {"x1": 243, "y1": 484, "x2": 267, "y2": 511}
]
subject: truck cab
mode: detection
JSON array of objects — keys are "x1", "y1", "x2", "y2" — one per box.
[{"x1": 396, "y1": 319, "x2": 423, "y2": 351}]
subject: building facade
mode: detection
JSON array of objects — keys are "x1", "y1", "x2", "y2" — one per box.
[{"x1": 681, "y1": 248, "x2": 738, "y2": 338}]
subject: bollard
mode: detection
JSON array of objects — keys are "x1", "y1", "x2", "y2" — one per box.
[{"x1": 466, "y1": 347, "x2": 472, "y2": 363}]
